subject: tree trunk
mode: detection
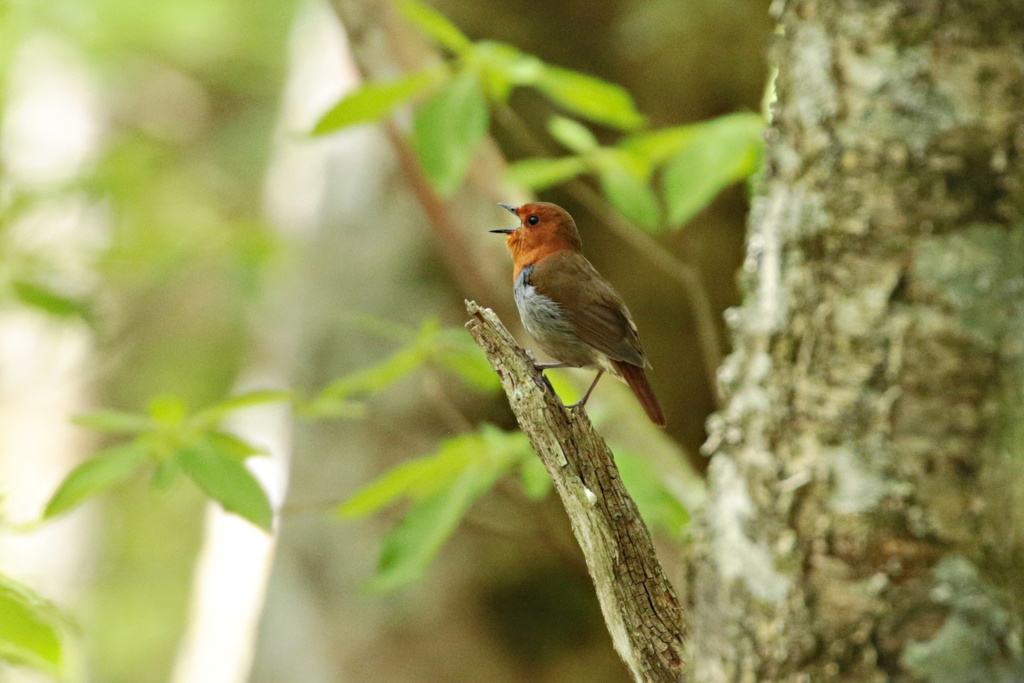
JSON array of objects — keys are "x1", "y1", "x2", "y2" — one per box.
[{"x1": 690, "y1": 2, "x2": 1024, "y2": 681}]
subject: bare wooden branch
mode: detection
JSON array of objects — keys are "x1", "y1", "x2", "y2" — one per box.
[{"x1": 465, "y1": 300, "x2": 686, "y2": 683}]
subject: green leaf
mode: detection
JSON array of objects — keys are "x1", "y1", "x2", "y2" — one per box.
[
  {"x1": 505, "y1": 156, "x2": 588, "y2": 191},
  {"x1": 338, "y1": 434, "x2": 477, "y2": 518},
  {"x1": 44, "y1": 443, "x2": 149, "y2": 519},
  {"x1": 71, "y1": 409, "x2": 154, "y2": 434},
  {"x1": 535, "y1": 65, "x2": 645, "y2": 131},
  {"x1": 0, "y1": 574, "x2": 67, "y2": 678},
  {"x1": 615, "y1": 449, "x2": 689, "y2": 536},
  {"x1": 44, "y1": 444, "x2": 149, "y2": 518},
  {"x1": 621, "y1": 124, "x2": 701, "y2": 167},
  {"x1": 547, "y1": 116, "x2": 599, "y2": 153},
  {"x1": 471, "y1": 41, "x2": 544, "y2": 99},
  {"x1": 148, "y1": 395, "x2": 187, "y2": 426},
  {"x1": 150, "y1": 457, "x2": 183, "y2": 491},
  {"x1": 545, "y1": 370, "x2": 581, "y2": 405},
  {"x1": 10, "y1": 279, "x2": 90, "y2": 320},
  {"x1": 411, "y1": 70, "x2": 490, "y2": 196},
  {"x1": 396, "y1": 0, "x2": 472, "y2": 54},
  {"x1": 433, "y1": 348, "x2": 499, "y2": 392},
  {"x1": 178, "y1": 444, "x2": 273, "y2": 531},
  {"x1": 598, "y1": 160, "x2": 661, "y2": 232},
  {"x1": 312, "y1": 68, "x2": 445, "y2": 135},
  {"x1": 301, "y1": 319, "x2": 438, "y2": 417},
  {"x1": 304, "y1": 347, "x2": 425, "y2": 418},
  {"x1": 663, "y1": 113, "x2": 764, "y2": 228},
  {"x1": 367, "y1": 471, "x2": 480, "y2": 592},
  {"x1": 203, "y1": 431, "x2": 265, "y2": 459},
  {"x1": 303, "y1": 318, "x2": 497, "y2": 415},
  {"x1": 190, "y1": 389, "x2": 291, "y2": 428},
  {"x1": 340, "y1": 426, "x2": 533, "y2": 591}
]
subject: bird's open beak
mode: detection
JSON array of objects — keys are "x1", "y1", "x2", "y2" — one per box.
[{"x1": 491, "y1": 203, "x2": 519, "y2": 233}]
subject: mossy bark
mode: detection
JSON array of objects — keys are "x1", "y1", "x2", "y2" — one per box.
[{"x1": 690, "y1": 2, "x2": 1024, "y2": 680}]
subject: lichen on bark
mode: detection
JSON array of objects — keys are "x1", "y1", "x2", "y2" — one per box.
[{"x1": 690, "y1": 1, "x2": 1024, "y2": 680}]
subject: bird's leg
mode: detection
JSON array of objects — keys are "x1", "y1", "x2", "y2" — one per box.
[
  {"x1": 566, "y1": 370, "x2": 604, "y2": 410},
  {"x1": 531, "y1": 361, "x2": 571, "y2": 391}
]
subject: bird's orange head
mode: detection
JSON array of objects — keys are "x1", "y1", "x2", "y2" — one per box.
[{"x1": 491, "y1": 202, "x2": 583, "y2": 278}]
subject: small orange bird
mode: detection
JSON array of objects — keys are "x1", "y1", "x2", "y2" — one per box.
[{"x1": 492, "y1": 202, "x2": 666, "y2": 427}]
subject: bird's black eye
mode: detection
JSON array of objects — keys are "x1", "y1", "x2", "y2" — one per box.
[{"x1": 527, "y1": 215, "x2": 539, "y2": 226}]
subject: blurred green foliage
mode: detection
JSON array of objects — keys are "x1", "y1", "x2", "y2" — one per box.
[
  {"x1": 45, "y1": 314, "x2": 502, "y2": 529},
  {"x1": 1, "y1": 0, "x2": 298, "y2": 678},
  {"x1": 412, "y1": 70, "x2": 491, "y2": 195},
  {"x1": 0, "y1": 0, "x2": 723, "y2": 679},
  {"x1": 340, "y1": 422, "x2": 689, "y2": 594},
  {"x1": 613, "y1": 450, "x2": 690, "y2": 536},
  {"x1": 303, "y1": 317, "x2": 500, "y2": 418},
  {"x1": 339, "y1": 424, "x2": 540, "y2": 592},
  {"x1": 47, "y1": 390, "x2": 288, "y2": 530},
  {"x1": 313, "y1": 0, "x2": 762, "y2": 230},
  {"x1": 313, "y1": 0, "x2": 648, "y2": 196},
  {"x1": 510, "y1": 112, "x2": 764, "y2": 232},
  {"x1": 313, "y1": 66, "x2": 447, "y2": 134},
  {"x1": 9, "y1": 279, "x2": 93, "y2": 321},
  {"x1": 0, "y1": 574, "x2": 71, "y2": 681}
]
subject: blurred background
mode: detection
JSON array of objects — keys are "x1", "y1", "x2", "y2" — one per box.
[{"x1": 0, "y1": 0, "x2": 769, "y2": 681}]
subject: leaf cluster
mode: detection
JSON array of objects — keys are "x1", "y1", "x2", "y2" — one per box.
[
  {"x1": 42, "y1": 316, "x2": 500, "y2": 532},
  {"x1": 313, "y1": 0, "x2": 764, "y2": 232},
  {"x1": 338, "y1": 424, "x2": 543, "y2": 591},
  {"x1": 510, "y1": 112, "x2": 764, "y2": 232},
  {"x1": 45, "y1": 390, "x2": 288, "y2": 531},
  {"x1": 313, "y1": 0, "x2": 645, "y2": 196},
  {"x1": 303, "y1": 317, "x2": 499, "y2": 418},
  {"x1": 340, "y1": 423, "x2": 690, "y2": 593},
  {"x1": 0, "y1": 574, "x2": 72, "y2": 681}
]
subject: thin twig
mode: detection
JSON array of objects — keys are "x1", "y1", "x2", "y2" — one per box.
[
  {"x1": 324, "y1": 0, "x2": 509, "y2": 307},
  {"x1": 382, "y1": 122, "x2": 505, "y2": 304}
]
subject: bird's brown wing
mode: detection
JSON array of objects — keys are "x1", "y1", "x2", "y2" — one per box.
[{"x1": 530, "y1": 251, "x2": 648, "y2": 368}]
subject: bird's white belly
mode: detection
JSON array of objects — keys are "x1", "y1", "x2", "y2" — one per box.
[
  {"x1": 513, "y1": 272, "x2": 598, "y2": 368},
  {"x1": 514, "y1": 281, "x2": 568, "y2": 338}
]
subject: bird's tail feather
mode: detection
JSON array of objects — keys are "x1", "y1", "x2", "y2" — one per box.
[{"x1": 613, "y1": 361, "x2": 666, "y2": 427}]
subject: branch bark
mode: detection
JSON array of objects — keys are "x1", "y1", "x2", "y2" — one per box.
[{"x1": 465, "y1": 300, "x2": 686, "y2": 683}]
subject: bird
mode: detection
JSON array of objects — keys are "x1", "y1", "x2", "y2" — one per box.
[{"x1": 491, "y1": 201, "x2": 666, "y2": 427}]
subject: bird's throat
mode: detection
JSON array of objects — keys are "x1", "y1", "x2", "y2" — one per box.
[{"x1": 508, "y1": 238, "x2": 576, "y2": 282}]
